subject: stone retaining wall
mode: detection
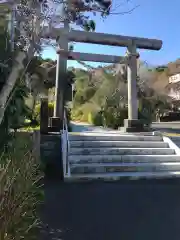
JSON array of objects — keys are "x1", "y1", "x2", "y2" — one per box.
[
  {"x1": 16, "y1": 130, "x2": 63, "y2": 179},
  {"x1": 15, "y1": 130, "x2": 40, "y2": 158},
  {"x1": 40, "y1": 133, "x2": 63, "y2": 179}
]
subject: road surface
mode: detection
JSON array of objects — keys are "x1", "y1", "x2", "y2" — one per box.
[
  {"x1": 151, "y1": 122, "x2": 180, "y2": 147},
  {"x1": 40, "y1": 179, "x2": 180, "y2": 240},
  {"x1": 152, "y1": 122, "x2": 180, "y2": 133},
  {"x1": 39, "y1": 122, "x2": 180, "y2": 240}
]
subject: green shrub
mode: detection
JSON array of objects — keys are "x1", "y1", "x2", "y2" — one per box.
[
  {"x1": 103, "y1": 107, "x2": 128, "y2": 129},
  {"x1": 71, "y1": 109, "x2": 83, "y2": 121},
  {"x1": 88, "y1": 111, "x2": 103, "y2": 126},
  {"x1": 33, "y1": 102, "x2": 72, "y2": 131},
  {"x1": 138, "y1": 110, "x2": 152, "y2": 125},
  {"x1": 0, "y1": 116, "x2": 12, "y2": 151},
  {"x1": 79, "y1": 112, "x2": 89, "y2": 122},
  {"x1": 48, "y1": 102, "x2": 54, "y2": 117},
  {"x1": 88, "y1": 112, "x2": 93, "y2": 124},
  {"x1": 83, "y1": 102, "x2": 100, "y2": 122},
  {"x1": 72, "y1": 102, "x2": 100, "y2": 123},
  {"x1": 33, "y1": 103, "x2": 41, "y2": 123},
  {"x1": 102, "y1": 107, "x2": 153, "y2": 129},
  {"x1": 34, "y1": 102, "x2": 55, "y2": 124},
  {"x1": 80, "y1": 103, "x2": 95, "y2": 122},
  {"x1": 65, "y1": 107, "x2": 72, "y2": 131}
]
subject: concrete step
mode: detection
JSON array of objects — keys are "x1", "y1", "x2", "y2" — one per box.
[
  {"x1": 69, "y1": 148, "x2": 175, "y2": 155},
  {"x1": 70, "y1": 140, "x2": 168, "y2": 148},
  {"x1": 70, "y1": 162, "x2": 180, "y2": 174},
  {"x1": 69, "y1": 155, "x2": 180, "y2": 164},
  {"x1": 69, "y1": 134, "x2": 163, "y2": 142},
  {"x1": 66, "y1": 171, "x2": 180, "y2": 182}
]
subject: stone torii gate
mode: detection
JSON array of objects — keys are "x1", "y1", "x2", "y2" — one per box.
[{"x1": 44, "y1": 26, "x2": 162, "y2": 132}]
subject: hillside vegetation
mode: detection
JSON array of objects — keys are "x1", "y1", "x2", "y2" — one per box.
[{"x1": 71, "y1": 61, "x2": 173, "y2": 129}]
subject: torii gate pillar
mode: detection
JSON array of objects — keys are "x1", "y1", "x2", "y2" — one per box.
[
  {"x1": 127, "y1": 44, "x2": 138, "y2": 120},
  {"x1": 123, "y1": 44, "x2": 147, "y2": 132},
  {"x1": 49, "y1": 22, "x2": 69, "y2": 132}
]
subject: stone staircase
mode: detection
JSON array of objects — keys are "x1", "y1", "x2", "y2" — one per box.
[{"x1": 66, "y1": 132, "x2": 180, "y2": 181}]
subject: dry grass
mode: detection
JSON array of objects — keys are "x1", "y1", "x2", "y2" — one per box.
[
  {"x1": 163, "y1": 132, "x2": 180, "y2": 137},
  {"x1": 0, "y1": 133, "x2": 44, "y2": 240}
]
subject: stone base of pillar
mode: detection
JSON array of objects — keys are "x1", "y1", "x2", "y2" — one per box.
[
  {"x1": 49, "y1": 117, "x2": 63, "y2": 132},
  {"x1": 121, "y1": 119, "x2": 152, "y2": 133}
]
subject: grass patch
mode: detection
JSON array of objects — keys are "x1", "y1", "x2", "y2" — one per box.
[
  {"x1": 20, "y1": 125, "x2": 40, "y2": 132},
  {"x1": 0, "y1": 132, "x2": 44, "y2": 240},
  {"x1": 163, "y1": 132, "x2": 180, "y2": 137}
]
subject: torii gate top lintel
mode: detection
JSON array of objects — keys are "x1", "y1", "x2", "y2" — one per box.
[
  {"x1": 67, "y1": 30, "x2": 162, "y2": 51},
  {"x1": 46, "y1": 27, "x2": 163, "y2": 51}
]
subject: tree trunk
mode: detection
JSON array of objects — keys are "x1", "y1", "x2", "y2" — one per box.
[
  {"x1": 0, "y1": 51, "x2": 26, "y2": 125},
  {"x1": 31, "y1": 93, "x2": 38, "y2": 115}
]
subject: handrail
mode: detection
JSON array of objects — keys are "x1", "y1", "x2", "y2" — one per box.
[{"x1": 62, "y1": 109, "x2": 70, "y2": 177}]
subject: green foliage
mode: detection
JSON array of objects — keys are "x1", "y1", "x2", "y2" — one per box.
[
  {"x1": 65, "y1": 107, "x2": 72, "y2": 131},
  {"x1": 6, "y1": 82, "x2": 32, "y2": 130},
  {"x1": 0, "y1": 117, "x2": 12, "y2": 152},
  {"x1": 48, "y1": 102, "x2": 54, "y2": 117},
  {"x1": 0, "y1": 31, "x2": 13, "y2": 149},
  {"x1": 0, "y1": 81, "x2": 32, "y2": 150},
  {"x1": 89, "y1": 20, "x2": 96, "y2": 31},
  {"x1": 33, "y1": 101, "x2": 72, "y2": 131},
  {"x1": 103, "y1": 107, "x2": 128, "y2": 129},
  {"x1": 71, "y1": 108, "x2": 84, "y2": 121},
  {"x1": 62, "y1": 0, "x2": 112, "y2": 31},
  {"x1": 25, "y1": 56, "x2": 44, "y2": 76},
  {"x1": 73, "y1": 86, "x2": 96, "y2": 106},
  {"x1": 72, "y1": 65, "x2": 171, "y2": 129},
  {"x1": 88, "y1": 111, "x2": 103, "y2": 126},
  {"x1": 0, "y1": 31, "x2": 13, "y2": 92},
  {"x1": 0, "y1": 30, "x2": 32, "y2": 149},
  {"x1": 155, "y1": 65, "x2": 168, "y2": 72},
  {"x1": 33, "y1": 102, "x2": 55, "y2": 124},
  {"x1": 33, "y1": 103, "x2": 41, "y2": 123},
  {"x1": 84, "y1": 20, "x2": 96, "y2": 31},
  {"x1": 72, "y1": 101, "x2": 100, "y2": 122},
  {"x1": 72, "y1": 67, "x2": 130, "y2": 128},
  {"x1": 33, "y1": 101, "x2": 54, "y2": 124}
]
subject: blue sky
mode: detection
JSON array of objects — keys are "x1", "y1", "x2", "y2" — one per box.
[{"x1": 42, "y1": 0, "x2": 180, "y2": 68}]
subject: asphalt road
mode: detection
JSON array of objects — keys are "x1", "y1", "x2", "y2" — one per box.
[
  {"x1": 40, "y1": 179, "x2": 180, "y2": 240},
  {"x1": 152, "y1": 122, "x2": 180, "y2": 133},
  {"x1": 151, "y1": 122, "x2": 180, "y2": 147},
  {"x1": 39, "y1": 122, "x2": 180, "y2": 240}
]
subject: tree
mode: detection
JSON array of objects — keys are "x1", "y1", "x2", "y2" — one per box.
[
  {"x1": 0, "y1": 29, "x2": 32, "y2": 148},
  {"x1": 0, "y1": 0, "x2": 137, "y2": 125},
  {"x1": 0, "y1": 0, "x2": 42, "y2": 125}
]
